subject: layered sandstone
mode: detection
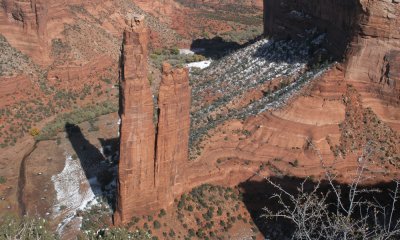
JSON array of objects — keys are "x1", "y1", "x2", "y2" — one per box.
[
  {"x1": 177, "y1": 0, "x2": 400, "y2": 193},
  {"x1": 114, "y1": 17, "x2": 158, "y2": 224},
  {"x1": 155, "y1": 63, "x2": 190, "y2": 206},
  {"x1": 345, "y1": 0, "x2": 400, "y2": 108},
  {"x1": 263, "y1": 0, "x2": 400, "y2": 117},
  {"x1": 0, "y1": 0, "x2": 49, "y2": 64},
  {"x1": 115, "y1": 16, "x2": 191, "y2": 224},
  {"x1": 115, "y1": 1, "x2": 399, "y2": 225}
]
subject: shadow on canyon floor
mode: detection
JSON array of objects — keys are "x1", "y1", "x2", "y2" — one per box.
[
  {"x1": 239, "y1": 175, "x2": 400, "y2": 239},
  {"x1": 65, "y1": 123, "x2": 119, "y2": 211},
  {"x1": 190, "y1": 35, "x2": 263, "y2": 59}
]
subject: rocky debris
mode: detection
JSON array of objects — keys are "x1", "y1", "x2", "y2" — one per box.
[
  {"x1": 115, "y1": 20, "x2": 190, "y2": 225},
  {"x1": 0, "y1": 34, "x2": 36, "y2": 77},
  {"x1": 338, "y1": 86, "x2": 400, "y2": 165}
]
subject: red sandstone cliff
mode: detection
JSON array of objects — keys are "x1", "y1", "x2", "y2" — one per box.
[
  {"x1": 168, "y1": 0, "x2": 400, "y2": 197},
  {"x1": 0, "y1": 0, "x2": 49, "y2": 64},
  {"x1": 114, "y1": 17, "x2": 157, "y2": 225},
  {"x1": 263, "y1": 0, "x2": 400, "y2": 105},
  {"x1": 155, "y1": 63, "x2": 190, "y2": 206},
  {"x1": 115, "y1": 17, "x2": 191, "y2": 225}
]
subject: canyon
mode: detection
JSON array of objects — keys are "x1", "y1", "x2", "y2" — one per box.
[
  {"x1": 111, "y1": 0, "x2": 400, "y2": 228},
  {"x1": 0, "y1": 0, "x2": 399, "y2": 239},
  {"x1": 0, "y1": 0, "x2": 263, "y2": 220}
]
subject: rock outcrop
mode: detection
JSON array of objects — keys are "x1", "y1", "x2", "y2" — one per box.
[
  {"x1": 114, "y1": 1, "x2": 399, "y2": 225},
  {"x1": 2, "y1": 0, "x2": 48, "y2": 38},
  {"x1": 155, "y1": 63, "x2": 190, "y2": 206},
  {"x1": 263, "y1": 0, "x2": 362, "y2": 58},
  {"x1": 0, "y1": 0, "x2": 49, "y2": 64},
  {"x1": 263, "y1": 0, "x2": 400, "y2": 105},
  {"x1": 114, "y1": 17, "x2": 157, "y2": 224},
  {"x1": 115, "y1": 16, "x2": 190, "y2": 225},
  {"x1": 176, "y1": 0, "x2": 400, "y2": 196}
]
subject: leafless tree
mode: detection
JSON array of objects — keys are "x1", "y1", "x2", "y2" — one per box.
[{"x1": 261, "y1": 140, "x2": 400, "y2": 240}]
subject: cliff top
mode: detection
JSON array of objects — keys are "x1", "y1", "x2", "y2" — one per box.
[{"x1": 125, "y1": 13, "x2": 145, "y2": 29}]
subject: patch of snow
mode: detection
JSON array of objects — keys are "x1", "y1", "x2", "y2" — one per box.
[
  {"x1": 52, "y1": 152, "x2": 101, "y2": 236},
  {"x1": 179, "y1": 49, "x2": 195, "y2": 55},
  {"x1": 186, "y1": 60, "x2": 212, "y2": 69},
  {"x1": 117, "y1": 118, "x2": 121, "y2": 137}
]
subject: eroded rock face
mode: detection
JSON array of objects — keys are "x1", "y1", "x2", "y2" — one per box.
[
  {"x1": 2, "y1": 0, "x2": 48, "y2": 38},
  {"x1": 264, "y1": 0, "x2": 400, "y2": 104},
  {"x1": 0, "y1": 0, "x2": 49, "y2": 65},
  {"x1": 177, "y1": 0, "x2": 400, "y2": 196},
  {"x1": 263, "y1": 0, "x2": 362, "y2": 58},
  {"x1": 115, "y1": 20, "x2": 190, "y2": 224},
  {"x1": 345, "y1": 0, "x2": 400, "y2": 105},
  {"x1": 114, "y1": 21, "x2": 158, "y2": 225},
  {"x1": 155, "y1": 63, "x2": 190, "y2": 206}
]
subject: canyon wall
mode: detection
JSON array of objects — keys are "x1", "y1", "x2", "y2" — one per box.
[
  {"x1": 0, "y1": 0, "x2": 50, "y2": 64},
  {"x1": 177, "y1": 0, "x2": 400, "y2": 197},
  {"x1": 263, "y1": 0, "x2": 400, "y2": 105},
  {"x1": 115, "y1": 17, "x2": 190, "y2": 225},
  {"x1": 263, "y1": 0, "x2": 362, "y2": 58},
  {"x1": 2, "y1": 0, "x2": 48, "y2": 37},
  {"x1": 114, "y1": 1, "x2": 399, "y2": 225}
]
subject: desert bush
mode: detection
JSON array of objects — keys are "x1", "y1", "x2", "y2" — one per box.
[
  {"x1": 262, "y1": 142, "x2": 400, "y2": 240},
  {"x1": 153, "y1": 220, "x2": 161, "y2": 229},
  {"x1": 0, "y1": 176, "x2": 6, "y2": 184},
  {"x1": 0, "y1": 215, "x2": 56, "y2": 240},
  {"x1": 158, "y1": 209, "x2": 166, "y2": 218},
  {"x1": 29, "y1": 128, "x2": 40, "y2": 137},
  {"x1": 36, "y1": 101, "x2": 117, "y2": 140}
]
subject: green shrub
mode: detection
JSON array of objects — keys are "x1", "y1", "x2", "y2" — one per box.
[
  {"x1": 168, "y1": 229, "x2": 176, "y2": 237},
  {"x1": 0, "y1": 176, "x2": 6, "y2": 184},
  {"x1": 153, "y1": 220, "x2": 161, "y2": 229},
  {"x1": 158, "y1": 209, "x2": 166, "y2": 218},
  {"x1": 36, "y1": 101, "x2": 118, "y2": 140}
]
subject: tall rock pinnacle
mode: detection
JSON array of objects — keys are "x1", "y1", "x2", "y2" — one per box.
[
  {"x1": 114, "y1": 15, "x2": 157, "y2": 225},
  {"x1": 155, "y1": 63, "x2": 191, "y2": 206},
  {"x1": 114, "y1": 15, "x2": 190, "y2": 225}
]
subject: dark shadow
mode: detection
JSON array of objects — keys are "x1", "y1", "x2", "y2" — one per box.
[
  {"x1": 190, "y1": 35, "x2": 263, "y2": 60},
  {"x1": 251, "y1": 33, "x2": 332, "y2": 68},
  {"x1": 65, "y1": 123, "x2": 119, "y2": 210},
  {"x1": 238, "y1": 175, "x2": 400, "y2": 239}
]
